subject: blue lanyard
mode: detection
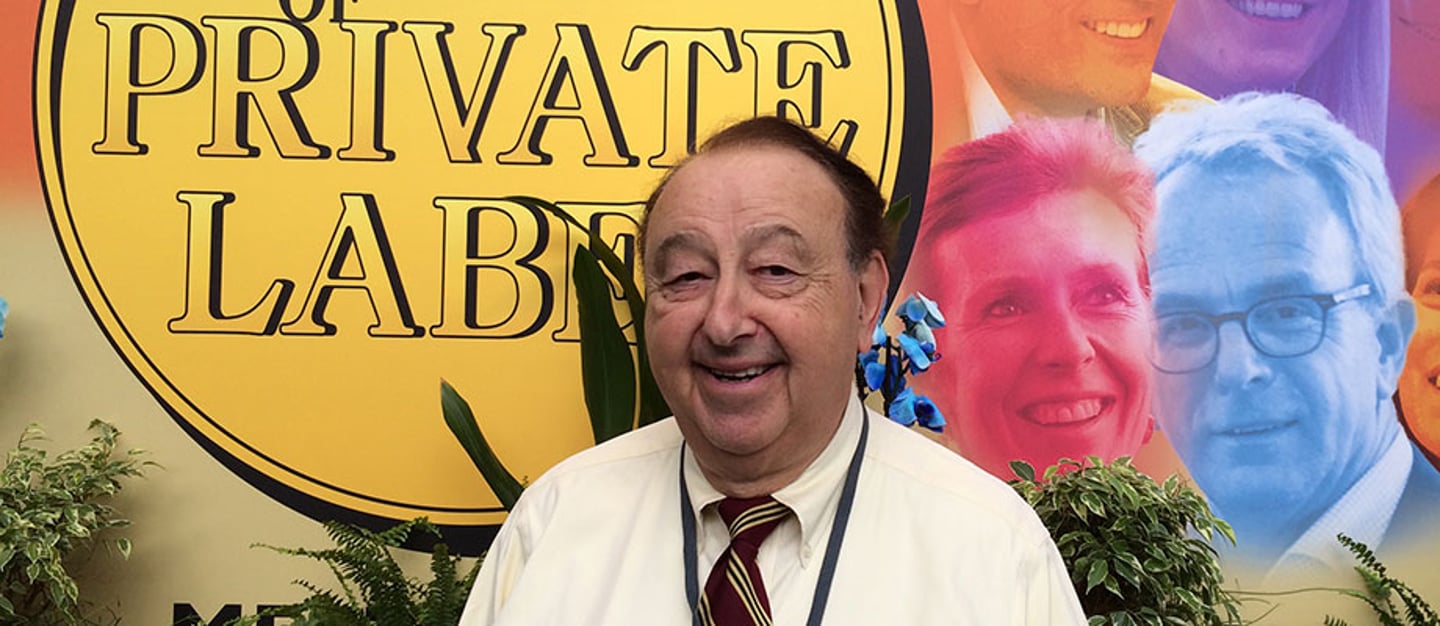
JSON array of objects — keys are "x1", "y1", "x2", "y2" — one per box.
[{"x1": 680, "y1": 413, "x2": 870, "y2": 626}]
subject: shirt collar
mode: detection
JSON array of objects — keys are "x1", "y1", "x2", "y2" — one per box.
[
  {"x1": 681, "y1": 393, "x2": 865, "y2": 568},
  {"x1": 959, "y1": 42, "x2": 1012, "y2": 141},
  {"x1": 1268, "y1": 430, "x2": 1411, "y2": 581}
]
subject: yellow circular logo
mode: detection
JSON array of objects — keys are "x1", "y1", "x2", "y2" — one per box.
[{"x1": 35, "y1": 0, "x2": 921, "y2": 549}]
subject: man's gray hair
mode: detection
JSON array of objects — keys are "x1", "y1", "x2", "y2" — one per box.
[{"x1": 1135, "y1": 92, "x2": 1403, "y2": 305}]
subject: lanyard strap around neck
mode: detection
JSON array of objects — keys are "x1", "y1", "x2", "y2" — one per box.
[{"x1": 680, "y1": 412, "x2": 870, "y2": 626}]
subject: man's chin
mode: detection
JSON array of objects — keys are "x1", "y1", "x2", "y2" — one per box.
[
  {"x1": 1198, "y1": 468, "x2": 1310, "y2": 522},
  {"x1": 1084, "y1": 76, "x2": 1152, "y2": 110}
]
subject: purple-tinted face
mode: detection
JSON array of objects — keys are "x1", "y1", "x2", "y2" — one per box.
[
  {"x1": 1156, "y1": 0, "x2": 1351, "y2": 95},
  {"x1": 1393, "y1": 0, "x2": 1440, "y2": 117}
]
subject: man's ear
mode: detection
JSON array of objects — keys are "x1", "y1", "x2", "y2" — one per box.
[
  {"x1": 1377, "y1": 296, "x2": 1417, "y2": 400},
  {"x1": 856, "y1": 250, "x2": 890, "y2": 353}
]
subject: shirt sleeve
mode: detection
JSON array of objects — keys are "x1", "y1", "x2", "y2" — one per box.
[
  {"x1": 458, "y1": 503, "x2": 532, "y2": 626},
  {"x1": 1023, "y1": 531, "x2": 1088, "y2": 625}
]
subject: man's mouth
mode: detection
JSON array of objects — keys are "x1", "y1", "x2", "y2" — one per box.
[
  {"x1": 1020, "y1": 397, "x2": 1114, "y2": 426},
  {"x1": 1227, "y1": 0, "x2": 1308, "y2": 20},
  {"x1": 1082, "y1": 18, "x2": 1151, "y2": 40},
  {"x1": 706, "y1": 364, "x2": 775, "y2": 383},
  {"x1": 1217, "y1": 419, "x2": 1298, "y2": 436}
]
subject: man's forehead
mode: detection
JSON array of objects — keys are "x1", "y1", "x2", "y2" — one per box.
[
  {"x1": 645, "y1": 145, "x2": 846, "y2": 240},
  {"x1": 1150, "y1": 162, "x2": 1360, "y2": 296},
  {"x1": 1153, "y1": 162, "x2": 1339, "y2": 248}
]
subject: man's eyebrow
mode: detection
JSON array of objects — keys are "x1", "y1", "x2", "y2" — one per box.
[
  {"x1": 742, "y1": 224, "x2": 813, "y2": 260},
  {"x1": 649, "y1": 231, "x2": 712, "y2": 275}
]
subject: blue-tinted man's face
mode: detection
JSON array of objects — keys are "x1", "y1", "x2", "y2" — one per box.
[{"x1": 1150, "y1": 164, "x2": 1398, "y2": 540}]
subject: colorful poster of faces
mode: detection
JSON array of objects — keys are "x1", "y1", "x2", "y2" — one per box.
[{"x1": 907, "y1": 0, "x2": 1440, "y2": 585}]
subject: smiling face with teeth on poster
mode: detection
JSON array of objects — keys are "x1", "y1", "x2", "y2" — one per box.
[
  {"x1": 898, "y1": 117, "x2": 1157, "y2": 480},
  {"x1": 1153, "y1": 0, "x2": 1390, "y2": 150},
  {"x1": 953, "y1": 0, "x2": 1178, "y2": 119}
]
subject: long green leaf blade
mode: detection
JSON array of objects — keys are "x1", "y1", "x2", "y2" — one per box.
[
  {"x1": 512, "y1": 195, "x2": 647, "y2": 328},
  {"x1": 882, "y1": 195, "x2": 911, "y2": 255},
  {"x1": 515, "y1": 195, "x2": 667, "y2": 424},
  {"x1": 440, "y1": 380, "x2": 524, "y2": 510},
  {"x1": 574, "y1": 246, "x2": 638, "y2": 443}
]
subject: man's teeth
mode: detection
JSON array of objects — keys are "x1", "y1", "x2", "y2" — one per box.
[
  {"x1": 1085, "y1": 19, "x2": 1149, "y2": 39},
  {"x1": 1024, "y1": 398, "x2": 1104, "y2": 425},
  {"x1": 1229, "y1": 0, "x2": 1305, "y2": 20},
  {"x1": 710, "y1": 366, "x2": 769, "y2": 381}
]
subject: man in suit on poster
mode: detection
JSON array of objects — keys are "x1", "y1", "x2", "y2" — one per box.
[
  {"x1": 1136, "y1": 92, "x2": 1440, "y2": 580},
  {"x1": 917, "y1": 0, "x2": 1204, "y2": 157}
]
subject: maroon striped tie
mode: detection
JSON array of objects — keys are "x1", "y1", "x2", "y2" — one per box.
[{"x1": 697, "y1": 496, "x2": 791, "y2": 626}]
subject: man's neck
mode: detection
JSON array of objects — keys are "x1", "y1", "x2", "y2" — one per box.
[
  {"x1": 689, "y1": 406, "x2": 849, "y2": 499},
  {"x1": 1220, "y1": 420, "x2": 1405, "y2": 573},
  {"x1": 697, "y1": 426, "x2": 842, "y2": 498}
]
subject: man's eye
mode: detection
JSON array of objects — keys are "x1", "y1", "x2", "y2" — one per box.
[
  {"x1": 666, "y1": 271, "x2": 707, "y2": 286},
  {"x1": 984, "y1": 299, "x2": 1024, "y2": 318},
  {"x1": 758, "y1": 265, "x2": 795, "y2": 278}
]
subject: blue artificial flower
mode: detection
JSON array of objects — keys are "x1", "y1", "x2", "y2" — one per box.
[
  {"x1": 898, "y1": 292, "x2": 946, "y2": 328},
  {"x1": 859, "y1": 348, "x2": 886, "y2": 391},
  {"x1": 896, "y1": 332, "x2": 932, "y2": 372},
  {"x1": 906, "y1": 321, "x2": 938, "y2": 358},
  {"x1": 912, "y1": 393, "x2": 946, "y2": 432},
  {"x1": 870, "y1": 320, "x2": 887, "y2": 349},
  {"x1": 0, "y1": 296, "x2": 8, "y2": 339},
  {"x1": 888, "y1": 387, "x2": 920, "y2": 427},
  {"x1": 890, "y1": 388, "x2": 946, "y2": 432},
  {"x1": 886, "y1": 350, "x2": 905, "y2": 390}
]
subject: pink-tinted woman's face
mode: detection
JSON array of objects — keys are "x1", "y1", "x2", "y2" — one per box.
[
  {"x1": 914, "y1": 189, "x2": 1153, "y2": 479},
  {"x1": 1158, "y1": 0, "x2": 1351, "y2": 94}
]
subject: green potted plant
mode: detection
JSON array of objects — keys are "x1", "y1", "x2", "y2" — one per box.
[
  {"x1": 0, "y1": 420, "x2": 150, "y2": 626},
  {"x1": 1009, "y1": 456, "x2": 1245, "y2": 626},
  {"x1": 1325, "y1": 534, "x2": 1438, "y2": 626},
  {"x1": 229, "y1": 518, "x2": 479, "y2": 626}
]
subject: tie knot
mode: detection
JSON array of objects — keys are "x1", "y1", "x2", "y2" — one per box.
[{"x1": 717, "y1": 496, "x2": 790, "y2": 544}]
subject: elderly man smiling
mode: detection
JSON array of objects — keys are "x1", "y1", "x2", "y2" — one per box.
[
  {"x1": 1137, "y1": 93, "x2": 1440, "y2": 580},
  {"x1": 458, "y1": 117, "x2": 1085, "y2": 625}
]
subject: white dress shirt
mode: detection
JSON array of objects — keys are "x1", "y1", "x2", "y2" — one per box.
[{"x1": 459, "y1": 393, "x2": 1086, "y2": 625}]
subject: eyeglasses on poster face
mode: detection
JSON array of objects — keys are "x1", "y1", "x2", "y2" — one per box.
[{"x1": 1151, "y1": 284, "x2": 1373, "y2": 374}]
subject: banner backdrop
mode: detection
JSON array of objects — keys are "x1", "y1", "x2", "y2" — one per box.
[{"x1": 3, "y1": 0, "x2": 1439, "y2": 622}]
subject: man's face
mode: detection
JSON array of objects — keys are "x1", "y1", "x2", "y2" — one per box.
[
  {"x1": 916, "y1": 189, "x2": 1152, "y2": 479},
  {"x1": 1159, "y1": 0, "x2": 1350, "y2": 94},
  {"x1": 643, "y1": 144, "x2": 886, "y2": 482},
  {"x1": 1150, "y1": 165, "x2": 1394, "y2": 534},
  {"x1": 963, "y1": 0, "x2": 1177, "y2": 117},
  {"x1": 1400, "y1": 195, "x2": 1440, "y2": 457}
]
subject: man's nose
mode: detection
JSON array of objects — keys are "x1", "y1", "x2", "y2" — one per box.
[
  {"x1": 1036, "y1": 312, "x2": 1097, "y2": 370},
  {"x1": 1212, "y1": 321, "x2": 1272, "y2": 390},
  {"x1": 701, "y1": 274, "x2": 758, "y2": 346}
]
